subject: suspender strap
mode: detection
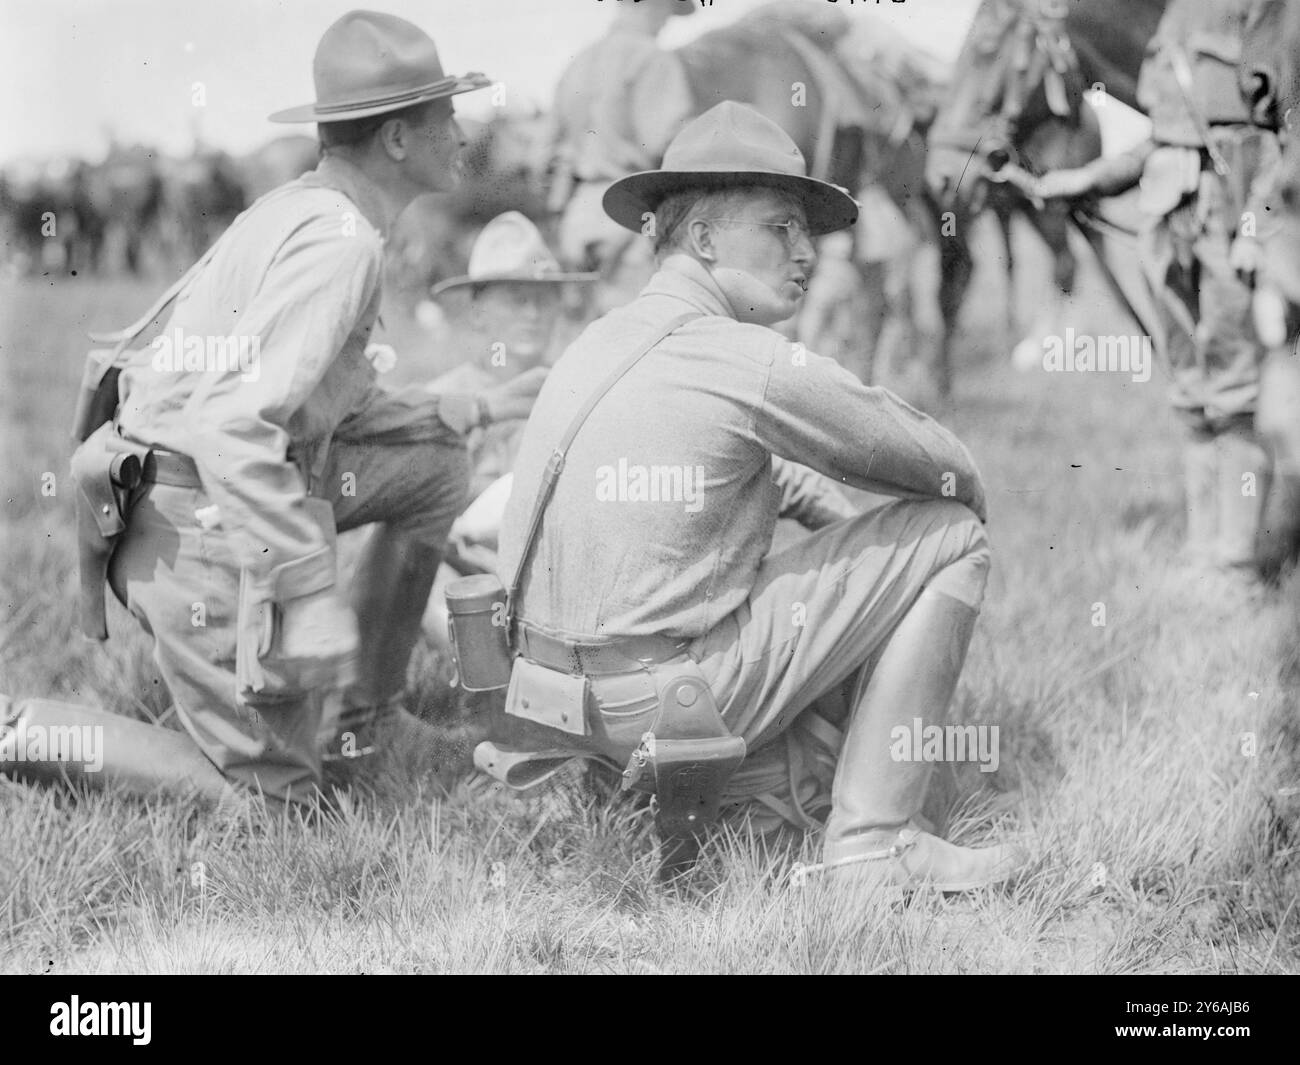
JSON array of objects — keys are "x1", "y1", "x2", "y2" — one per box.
[
  {"x1": 86, "y1": 246, "x2": 216, "y2": 356},
  {"x1": 505, "y1": 311, "x2": 698, "y2": 627}
]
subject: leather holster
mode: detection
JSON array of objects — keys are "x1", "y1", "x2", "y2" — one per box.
[
  {"x1": 621, "y1": 662, "x2": 747, "y2": 879},
  {"x1": 70, "y1": 422, "x2": 150, "y2": 640}
]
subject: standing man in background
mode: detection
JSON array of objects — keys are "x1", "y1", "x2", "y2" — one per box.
[
  {"x1": 1008, "y1": 0, "x2": 1280, "y2": 590},
  {"x1": 542, "y1": 0, "x2": 696, "y2": 311}
]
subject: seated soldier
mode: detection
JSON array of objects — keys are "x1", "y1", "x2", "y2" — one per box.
[
  {"x1": 421, "y1": 212, "x2": 596, "y2": 643},
  {"x1": 496, "y1": 102, "x2": 1027, "y2": 893}
]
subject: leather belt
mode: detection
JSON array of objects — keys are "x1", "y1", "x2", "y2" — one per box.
[
  {"x1": 141, "y1": 448, "x2": 203, "y2": 489},
  {"x1": 514, "y1": 622, "x2": 689, "y2": 677}
]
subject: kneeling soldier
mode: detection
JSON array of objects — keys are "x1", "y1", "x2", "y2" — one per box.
[
  {"x1": 493, "y1": 102, "x2": 1026, "y2": 892},
  {"x1": 3, "y1": 11, "x2": 542, "y2": 806}
]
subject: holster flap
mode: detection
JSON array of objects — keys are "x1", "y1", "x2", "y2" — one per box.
[
  {"x1": 70, "y1": 422, "x2": 149, "y2": 539},
  {"x1": 69, "y1": 423, "x2": 151, "y2": 640}
]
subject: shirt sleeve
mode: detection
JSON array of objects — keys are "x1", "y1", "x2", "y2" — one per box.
[
  {"x1": 187, "y1": 213, "x2": 383, "y2": 590},
  {"x1": 1092, "y1": 138, "x2": 1154, "y2": 198},
  {"x1": 771, "y1": 456, "x2": 858, "y2": 529},
  {"x1": 756, "y1": 335, "x2": 988, "y2": 521},
  {"x1": 334, "y1": 381, "x2": 477, "y2": 444}
]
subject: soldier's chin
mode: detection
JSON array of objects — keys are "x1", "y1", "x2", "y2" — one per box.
[{"x1": 711, "y1": 267, "x2": 796, "y2": 325}]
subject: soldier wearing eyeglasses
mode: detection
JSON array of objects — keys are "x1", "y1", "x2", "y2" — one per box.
[{"x1": 495, "y1": 103, "x2": 1026, "y2": 895}]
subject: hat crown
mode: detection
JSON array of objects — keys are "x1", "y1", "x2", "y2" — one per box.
[
  {"x1": 313, "y1": 10, "x2": 447, "y2": 108},
  {"x1": 466, "y1": 212, "x2": 562, "y2": 280},
  {"x1": 600, "y1": 101, "x2": 859, "y2": 238},
  {"x1": 661, "y1": 101, "x2": 808, "y2": 178}
]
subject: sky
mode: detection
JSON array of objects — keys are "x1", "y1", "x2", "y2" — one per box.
[{"x1": 0, "y1": 0, "x2": 989, "y2": 165}]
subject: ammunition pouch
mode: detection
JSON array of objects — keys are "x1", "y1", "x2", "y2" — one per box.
[
  {"x1": 69, "y1": 422, "x2": 151, "y2": 640},
  {"x1": 234, "y1": 499, "x2": 346, "y2": 708}
]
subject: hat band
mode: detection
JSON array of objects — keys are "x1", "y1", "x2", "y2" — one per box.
[{"x1": 313, "y1": 74, "x2": 481, "y2": 115}]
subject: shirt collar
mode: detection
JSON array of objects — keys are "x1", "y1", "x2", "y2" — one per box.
[
  {"x1": 306, "y1": 153, "x2": 392, "y2": 239},
  {"x1": 640, "y1": 254, "x2": 738, "y2": 319}
]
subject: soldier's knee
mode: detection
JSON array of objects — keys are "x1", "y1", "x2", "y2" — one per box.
[
  {"x1": 403, "y1": 446, "x2": 472, "y2": 547},
  {"x1": 916, "y1": 499, "x2": 990, "y2": 610}
]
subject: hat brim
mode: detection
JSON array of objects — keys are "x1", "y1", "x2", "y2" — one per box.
[
  {"x1": 603, "y1": 170, "x2": 859, "y2": 237},
  {"x1": 268, "y1": 73, "x2": 493, "y2": 124},
  {"x1": 431, "y1": 272, "x2": 600, "y2": 298}
]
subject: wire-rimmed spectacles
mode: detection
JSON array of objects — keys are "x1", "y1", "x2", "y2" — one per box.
[{"x1": 704, "y1": 217, "x2": 812, "y2": 247}]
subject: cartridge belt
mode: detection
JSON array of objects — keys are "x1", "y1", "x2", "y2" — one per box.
[
  {"x1": 514, "y1": 622, "x2": 688, "y2": 677},
  {"x1": 140, "y1": 449, "x2": 203, "y2": 489}
]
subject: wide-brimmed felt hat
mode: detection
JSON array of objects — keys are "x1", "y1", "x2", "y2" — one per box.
[
  {"x1": 269, "y1": 10, "x2": 491, "y2": 124},
  {"x1": 431, "y1": 212, "x2": 598, "y2": 297},
  {"x1": 603, "y1": 101, "x2": 859, "y2": 237}
]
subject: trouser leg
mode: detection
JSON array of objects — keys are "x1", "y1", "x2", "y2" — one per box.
[
  {"x1": 341, "y1": 526, "x2": 444, "y2": 723},
  {"x1": 111, "y1": 484, "x2": 324, "y2": 804},
  {"x1": 1, "y1": 693, "x2": 230, "y2": 802},
  {"x1": 321, "y1": 435, "x2": 468, "y2": 743},
  {"x1": 1257, "y1": 350, "x2": 1300, "y2": 576},
  {"x1": 1183, "y1": 427, "x2": 1219, "y2": 562},
  {"x1": 1215, "y1": 417, "x2": 1270, "y2": 571},
  {"x1": 690, "y1": 499, "x2": 990, "y2": 827}
]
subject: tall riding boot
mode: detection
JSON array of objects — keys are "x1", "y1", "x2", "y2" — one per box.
[
  {"x1": 1215, "y1": 420, "x2": 1270, "y2": 575},
  {"x1": 325, "y1": 524, "x2": 444, "y2": 773},
  {"x1": 820, "y1": 585, "x2": 1026, "y2": 892},
  {"x1": 1, "y1": 694, "x2": 231, "y2": 803},
  {"x1": 1182, "y1": 428, "x2": 1219, "y2": 566}
]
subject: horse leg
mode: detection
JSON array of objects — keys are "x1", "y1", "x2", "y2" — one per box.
[
  {"x1": 996, "y1": 201, "x2": 1017, "y2": 354},
  {"x1": 935, "y1": 216, "x2": 974, "y2": 400},
  {"x1": 1012, "y1": 204, "x2": 1077, "y2": 372},
  {"x1": 849, "y1": 258, "x2": 886, "y2": 384}
]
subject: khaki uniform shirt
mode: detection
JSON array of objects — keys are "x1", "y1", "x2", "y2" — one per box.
[
  {"x1": 118, "y1": 155, "x2": 475, "y2": 583},
  {"x1": 497, "y1": 254, "x2": 986, "y2": 639}
]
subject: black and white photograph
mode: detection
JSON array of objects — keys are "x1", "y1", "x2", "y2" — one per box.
[{"x1": 1, "y1": 0, "x2": 1297, "y2": 993}]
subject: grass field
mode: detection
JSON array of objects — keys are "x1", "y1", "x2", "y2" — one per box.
[{"x1": 2, "y1": 229, "x2": 1299, "y2": 974}]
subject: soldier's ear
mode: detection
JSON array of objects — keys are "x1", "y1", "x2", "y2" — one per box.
[
  {"x1": 686, "y1": 218, "x2": 716, "y2": 262},
  {"x1": 378, "y1": 117, "x2": 409, "y2": 161}
]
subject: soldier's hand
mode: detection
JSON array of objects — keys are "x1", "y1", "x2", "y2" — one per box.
[
  {"x1": 993, "y1": 163, "x2": 1038, "y2": 196},
  {"x1": 481, "y1": 366, "x2": 549, "y2": 425},
  {"x1": 1032, "y1": 167, "x2": 1096, "y2": 201}
]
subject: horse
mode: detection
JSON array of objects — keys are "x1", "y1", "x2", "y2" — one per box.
[
  {"x1": 0, "y1": 156, "x2": 117, "y2": 276},
  {"x1": 927, "y1": 0, "x2": 1168, "y2": 385},
  {"x1": 157, "y1": 149, "x2": 247, "y2": 267},
  {"x1": 75, "y1": 144, "x2": 166, "y2": 274}
]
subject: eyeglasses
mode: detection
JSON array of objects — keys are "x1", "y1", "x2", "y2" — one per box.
[{"x1": 704, "y1": 217, "x2": 812, "y2": 248}]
